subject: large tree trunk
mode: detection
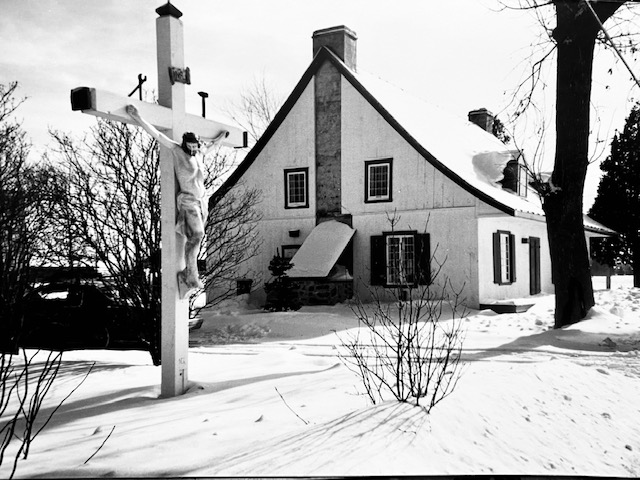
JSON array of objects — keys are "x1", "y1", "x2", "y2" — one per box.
[
  {"x1": 633, "y1": 235, "x2": 640, "y2": 288},
  {"x1": 545, "y1": 2, "x2": 621, "y2": 328}
]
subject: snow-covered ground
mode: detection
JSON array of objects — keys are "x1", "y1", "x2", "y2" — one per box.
[{"x1": 4, "y1": 276, "x2": 640, "y2": 478}]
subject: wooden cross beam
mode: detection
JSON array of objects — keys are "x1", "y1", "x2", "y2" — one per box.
[
  {"x1": 70, "y1": 87, "x2": 247, "y2": 148},
  {"x1": 70, "y1": 2, "x2": 246, "y2": 398}
]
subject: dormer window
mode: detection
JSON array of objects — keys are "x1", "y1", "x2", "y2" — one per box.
[{"x1": 500, "y1": 159, "x2": 529, "y2": 198}]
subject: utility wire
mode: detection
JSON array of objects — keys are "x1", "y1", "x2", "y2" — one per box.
[{"x1": 583, "y1": 0, "x2": 640, "y2": 90}]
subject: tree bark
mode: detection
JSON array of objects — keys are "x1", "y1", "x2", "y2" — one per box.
[
  {"x1": 545, "y1": 1, "x2": 621, "y2": 328},
  {"x1": 633, "y1": 235, "x2": 640, "y2": 288}
]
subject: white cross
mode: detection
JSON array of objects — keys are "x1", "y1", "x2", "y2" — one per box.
[{"x1": 70, "y1": 2, "x2": 245, "y2": 397}]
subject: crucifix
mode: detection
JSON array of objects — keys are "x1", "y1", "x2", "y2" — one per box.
[{"x1": 70, "y1": 2, "x2": 246, "y2": 397}]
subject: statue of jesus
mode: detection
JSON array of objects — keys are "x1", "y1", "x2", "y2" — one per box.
[{"x1": 126, "y1": 104, "x2": 228, "y2": 296}]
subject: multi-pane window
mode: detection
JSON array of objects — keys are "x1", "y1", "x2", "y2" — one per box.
[
  {"x1": 386, "y1": 235, "x2": 415, "y2": 285},
  {"x1": 493, "y1": 230, "x2": 516, "y2": 285},
  {"x1": 365, "y1": 159, "x2": 392, "y2": 202},
  {"x1": 284, "y1": 168, "x2": 309, "y2": 208},
  {"x1": 499, "y1": 232, "x2": 511, "y2": 283},
  {"x1": 370, "y1": 232, "x2": 430, "y2": 287}
]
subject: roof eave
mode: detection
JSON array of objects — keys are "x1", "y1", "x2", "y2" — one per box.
[
  {"x1": 212, "y1": 46, "x2": 519, "y2": 217},
  {"x1": 209, "y1": 49, "x2": 331, "y2": 207}
]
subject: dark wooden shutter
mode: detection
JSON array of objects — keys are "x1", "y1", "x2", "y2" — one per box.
[
  {"x1": 493, "y1": 232, "x2": 501, "y2": 284},
  {"x1": 529, "y1": 237, "x2": 541, "y2": 295},
  {"x1": 370, "y1": 235, "x2": 386, "y2": 286},
  {"x1": 415, "y1": 233, "x2": 431, "y2": 285},
  {"x1": 509, "y1": 233, "x2": 516, "y2": 282}
]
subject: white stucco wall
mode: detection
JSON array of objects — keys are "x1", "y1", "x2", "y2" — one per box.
[
  {"x1": 217, "y1": 81, "x2": 317, "y2": 304},
  {"x1": 341, "y1": 79, "x2": 477, "y2": 212},
  {"x1": 340, "y1": 77, "x2": 480, "y2": 306},
  {"x1": 349, "y1": 208, "x2": 479, "y2": 306},
  {"x1": 243, "y1": 81, "x2": 316, "y2": 219},
  {"x1": 477, "y1": 211, "x2": 553, "y2": 302}
]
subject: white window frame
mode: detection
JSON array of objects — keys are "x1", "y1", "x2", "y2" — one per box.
[
  {"x1": 499, "y1": 232, "x2": 512, "y2": 284},
  {"x1": 385, "y1": 234, "x2": 415, "y2": 286},
  {"x1": 284, "y1": 168, "x2": 308, "y2": 209},
  {"x1": 493, "y1": 230, "x2": 516, "y2": 285},
  {"x1": 365, "y1": 159, "x2": 392, "y2": 203},
  {"x1": 517, "y1": 163, "x2": 529, "y2": 198}
]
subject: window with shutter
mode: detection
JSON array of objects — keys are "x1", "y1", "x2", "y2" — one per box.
[
  {"x1": 493, "y1": 230, "x2": 516, "y2": 285},
  {"x1": 370, "y1": 232, "x2": 430, "y2": 287},
  {"x1": 386, "y1": 234, "x2": 415, "y2": 285}
]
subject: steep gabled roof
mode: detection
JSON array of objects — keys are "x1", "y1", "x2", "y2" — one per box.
[
  {"x1": 210, "y1": 49, "x2": 328, "y2": 207},
  {"x1": 211, "y1": 47, "x2": 544, "y2": 217}
]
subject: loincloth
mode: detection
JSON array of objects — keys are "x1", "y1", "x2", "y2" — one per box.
[{"x1": 175, "y1": 193, "x2": 207, "y2": 237}]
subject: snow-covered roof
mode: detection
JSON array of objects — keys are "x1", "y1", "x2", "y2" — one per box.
[
  {"x1": 341, "y1": 56, "x2": 546, "y2": 217},
  {"x1": 213, "y1": 47, "x2": 598, "y2": 224},
  {"x1": 288, "y1": 220, "x2": 355, "y2": 278},
  {"x1": 583, "y1": 216, "x2": 616, "y2": 235}
]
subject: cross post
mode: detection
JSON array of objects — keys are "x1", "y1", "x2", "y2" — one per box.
[{"x1": 70, "y1": 3, "x2": 245, "y2": 397}]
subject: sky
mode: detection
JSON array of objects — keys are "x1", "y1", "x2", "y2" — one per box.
[{"x1": 2, "y1": 0, "x2": 639, "y2": 210}]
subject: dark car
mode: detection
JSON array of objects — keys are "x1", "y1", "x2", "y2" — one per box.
[{"x1": 19, "y1": 280, "x2": 157, "y2": 352}]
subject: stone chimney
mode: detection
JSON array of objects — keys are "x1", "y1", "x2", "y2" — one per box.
[
  {"x1": 312, "y1": 26, "x2": 357, "y2": 222},
  {"x1": 468, "y1": 108, "x2": 495, "y2": 133},
  {"x1": 312, "y1": 26, "x2": 357, "y2": 70}
]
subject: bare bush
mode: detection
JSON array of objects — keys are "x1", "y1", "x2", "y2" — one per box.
[
  {"x1": 0, "y1": 351, "x2": 92, "y2": 478},
  {"x1": 338, "y1": 217, "x2": 466, "y2": 411}
]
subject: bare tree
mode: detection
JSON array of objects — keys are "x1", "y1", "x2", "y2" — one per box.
[
  {"x1": 188, "y1": 141, "x2": 263, "y2": 314},
  {"x1": 0, "y1": 82, "x2": 86, "y2": 479},
  {"x1": 0, "y1": 82, "x2": 67, "y2": 346},
  {"x1": 502, "y1": 1, "x2": 639, "y2": 327},
  {"x1": 49, "y1": 116, "x2": 263, "y2": 328},
  {"x1": 0, "y1": 82, "x2": 32, "y2": 348},
  {"x1": 225, "y1": 76, "x2": 283, "y2": 145},
  {"x1": 48, "y1": 120, "x2": 161, "y2": 361},
  {"x1": 198, "y1": 184, "x2": 262, "y2": 314}
]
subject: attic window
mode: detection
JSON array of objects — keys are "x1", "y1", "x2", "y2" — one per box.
[{"x1": 365, "y1": 158, "x2": 393, "y2": 203}]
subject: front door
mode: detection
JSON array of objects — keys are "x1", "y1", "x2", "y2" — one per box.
[{"x1": 529, "y1": 237, "x2": 541, "y2": 295}]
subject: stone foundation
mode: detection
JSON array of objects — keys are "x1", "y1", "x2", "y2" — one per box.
[{"x1": 290, "y1": 279, "x2": 353, "y2": 305}]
